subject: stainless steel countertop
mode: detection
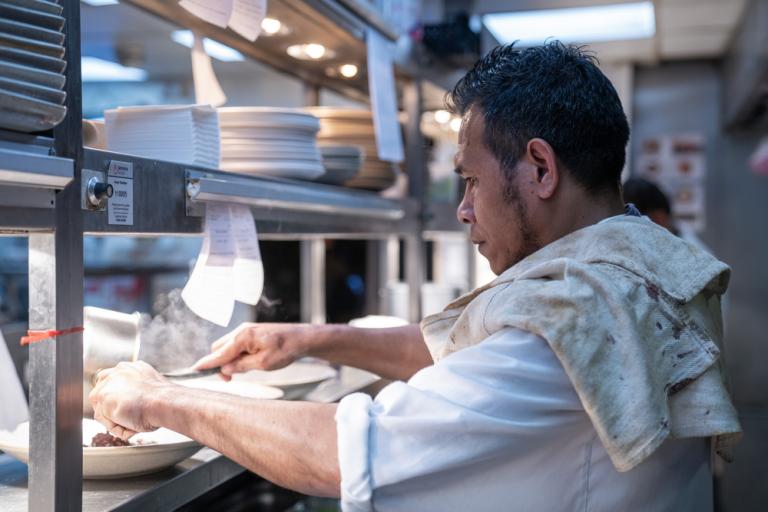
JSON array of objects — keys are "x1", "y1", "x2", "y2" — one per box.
[{"x1": 0, "y1": 366, "x2": 380, "y2": 511}]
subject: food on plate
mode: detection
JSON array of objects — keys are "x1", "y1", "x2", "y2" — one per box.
[{"x1": 89, "y1": 432, "x2": 129, "y2": 447}]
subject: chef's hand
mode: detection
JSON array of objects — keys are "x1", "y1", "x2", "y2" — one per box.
[
  {"x1": 193, "y1": 323, "x2": 314, "y2": 379},
  {"x1": 89, "y1": 361, "x2": 173, "y2": 441}
]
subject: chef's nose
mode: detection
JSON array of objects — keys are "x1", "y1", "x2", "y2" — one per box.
[{"x1": 457, "y1": 194, "x2": 475, "y2": 225}]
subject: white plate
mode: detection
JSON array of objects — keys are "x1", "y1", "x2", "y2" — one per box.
[
  {"x1": 218, "y1": 108, "x2": 319, "y2": 131},
  {"x1": 0, "y1": 419, "x2": 201, "y2": 479},
  {"x1": 231, "y1": 362, "x2": 337, "y2": 400},
  {"x1": 221, "y1": 148, "x2": 320, "y2": 160},
  {"x1": 0, "y1": 45, "x2": 66, "y2": 73},
  {"x1": 0, "y1": 87, "x2": 65, "y2": 132},
  {"x1": 220, "y1": 127, "x2": 318, "y2": 141},
  {"x1": 177, "y1": 377, "x2": 284, "y2": 400}
]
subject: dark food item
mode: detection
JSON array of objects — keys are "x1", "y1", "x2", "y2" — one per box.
[{"x1": 90, "y1": 432, "x2": 130, "y2": 447}]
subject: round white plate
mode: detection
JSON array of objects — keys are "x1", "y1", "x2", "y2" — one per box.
[
  {"x1": 218, "y1": 108, "x2": 319, "y2": 131},
  {"x1": 220, "y1": 126, "x2": 318, "y2": 140},
  {"x1": 231, "y1": 362, "x2": 337, "y2": 400},
  {"x1": 0, "y1": 419, "x2": 201, "y2": 479},
  {"x1": 221, "y1": 148, "x2": 320, "y2": 160},
  {"x1": 177, "y1": 378, "x2": 284, "y2": 400}
]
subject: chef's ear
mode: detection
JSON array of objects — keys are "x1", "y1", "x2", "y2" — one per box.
[{"x1": 526, "y1": 138, "x2": 559, "y2": 200}]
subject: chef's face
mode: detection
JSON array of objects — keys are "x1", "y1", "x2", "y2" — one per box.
[{"x1": 455, "y1": 108, "x2": 539, "y2": 275}]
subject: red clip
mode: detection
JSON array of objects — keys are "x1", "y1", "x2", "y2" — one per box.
[{"x1": 20, "y1": 326, "x2": 85, "y2": 346}]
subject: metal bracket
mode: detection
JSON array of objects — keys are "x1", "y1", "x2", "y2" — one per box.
[
  {"x1": 184, "y1": 169, "x2": 205, "y2": 217},
  {"x1": 81, "y1": 169, "x2": 107, "y2": 211}
]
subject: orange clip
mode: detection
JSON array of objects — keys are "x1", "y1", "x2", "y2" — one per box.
[{"x1": 20, "y1": 326, "x2": 85, "y2": 346}]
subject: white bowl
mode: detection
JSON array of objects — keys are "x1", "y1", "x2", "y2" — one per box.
[{"x1": 0, "y1": 419, "x2": 201, "y2": 479}]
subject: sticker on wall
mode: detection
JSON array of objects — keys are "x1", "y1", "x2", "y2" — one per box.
[{"x1": 636, "y1": 133, "x2": 706, "y2": 232}]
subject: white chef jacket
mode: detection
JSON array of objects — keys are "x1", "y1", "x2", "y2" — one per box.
[{"x1": 335, "y1": 327, "x2": 712, "y2": 512}]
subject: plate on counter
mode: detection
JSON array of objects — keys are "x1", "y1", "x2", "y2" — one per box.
[
  {"x1": 177, "y1": 377, "x2": 285, "y2": 400},
  {"x1": 1, "y1": 0, "x2": 64, "y2": 16},
  {"x1": 0, "y1": 88, "x2": 66, "y2": 132},
  {"x1": 0, "y1": 17, "x2": 64, "y2": 45},
  {"x1": 0, "y1": 30, "x2": 64, "y2": 58},
  {"x1": 0, "y1": 45, "x2": 65, "y2": 73},
  {"x1": 0, "y1": 59, "x2": 64, "y2": 88},
  {"x1": 0, "y1": 419, "x2": 201, "y2": 479},
  {"x1": 231, "y1": 361, "x2": 338, "y2": 400},
  {"x1": 0, "y1": 2, "x2": 64, "y2": 31},
  {"x1": 0, "y1": 75, "x2": 64, "y2": 103}
]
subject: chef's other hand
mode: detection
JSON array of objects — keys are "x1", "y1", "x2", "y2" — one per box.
[
  {"x1": 193, "y1": 323, "x2": 313, "y2": 379},
  {"x1": 89, "y1": 361, "x2": 172, "y2": 441}
]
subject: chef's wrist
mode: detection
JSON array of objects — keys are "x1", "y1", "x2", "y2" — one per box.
[
  {"x1": 303, "y1": 324, "x2": 349, "y2": 360},
  {"x1": 144, "y1": 382, "x2": 183, "y2": 429}
]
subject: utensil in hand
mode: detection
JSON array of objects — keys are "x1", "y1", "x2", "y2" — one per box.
[{"x1": 161, "y1": 366, "x2": 222, "y2": 380}]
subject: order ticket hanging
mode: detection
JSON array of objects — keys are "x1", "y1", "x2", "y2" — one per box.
[{"x1": 182, "y1": 204, "x2": 264, "y2": 326}]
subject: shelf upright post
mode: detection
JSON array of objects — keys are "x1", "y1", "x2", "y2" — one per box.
[
  {"x1": 403, "y1": 79, "x2": 427, "y2": 323},
  {"x1": 299, "y1": 84, "x2": 326, "y2": 325},
  {"x1": 28, "y1": 0, "x2": 84, "y2": 509},
  {"x1": 300, "y1": 239, "x2": 327, "y2": 324}
]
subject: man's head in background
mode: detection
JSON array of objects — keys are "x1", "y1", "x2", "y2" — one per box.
[
  {"x1": 446, "y1": 42, "x2": 630, "y2": 273},
  {"x1": 622, "y1": 177, "x2": 676, "y2": 233}
]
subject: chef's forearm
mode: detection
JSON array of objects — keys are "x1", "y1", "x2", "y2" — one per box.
[
  {"x1": 147, "y1": 385, "x2": 341, "y2": 497},
  {"x1": 308, "y1": 324, "x2": 433, "y2": 381}
]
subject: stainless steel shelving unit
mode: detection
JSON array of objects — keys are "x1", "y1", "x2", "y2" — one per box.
[{"x1": 0, "y1": 0, "x2": 464, "y2": 509}]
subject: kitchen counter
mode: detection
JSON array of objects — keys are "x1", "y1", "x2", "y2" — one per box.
[{"x1": 0, "y1": 366, "x2": 379, "y2": 511}]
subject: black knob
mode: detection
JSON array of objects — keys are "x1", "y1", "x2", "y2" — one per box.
[{"x1": 94, "y1": 182, "x2": 113, "y2": 200}]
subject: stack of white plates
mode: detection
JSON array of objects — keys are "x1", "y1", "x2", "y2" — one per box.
[
  {"x1": 0, "y1": 0, "x2": 67, "y2": 133},
  {"x1": 305, "y1": 107, "x2": 399, "y2": 191},
  {"x1": 315, "y1": 145, "x2": 363, "y2": 185},
  {"x1": 104, "y1": 105, "x2": 220, "y2": 169},
  {"x1": 219, "y1": 107, "x2": 324, "y2": 181}
]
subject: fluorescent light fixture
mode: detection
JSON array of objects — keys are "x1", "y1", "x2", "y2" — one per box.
[
  {"x1": 483, "y1": 2, "x2": 655, "y2": 46},
  {"x1": 339, "y1": 64, "x2": 358, "y2": 78},
  {"x1": 261, "y1": 17, "x2": 283, "y2": 35},
  {"x1": 81, "y1": 56, "x2": 147, "y2": 81},
  {"x1": 171, "y1": 30, "x2": 244, "y2": 62},
  {"x1": 286, "y1": 43, "x2": 334, "y2": 61},
  {"x1": 81, "y1": 0, "x2": 119, "y2": 5}
]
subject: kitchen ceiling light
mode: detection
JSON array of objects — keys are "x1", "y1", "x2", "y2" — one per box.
[
  {"x1": 261, "y1": 17, "x2": 283, "y2": 35},
  {"x1": 483, "y1": 2, "x2": 655, "y2": 46},
  {"x1": 434, "y1": 110, "x2": 452, "y2": 124},
  {"x1": 81, "y1": 56, "x2": 147, "y2": 82},
  {"x1": 171, "y1": 30, "x2": 244, "y2": 62},
  {"x1": 287, "y1": 43, "x2": 334, "y2": 61},
  {"x1": 339, "y1": 64, "x2": 358, "y2": 78}
]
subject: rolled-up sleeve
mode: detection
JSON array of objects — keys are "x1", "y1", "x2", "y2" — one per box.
[{"x1": 334, "y1": 327, "x2": 586, "y2": 512}]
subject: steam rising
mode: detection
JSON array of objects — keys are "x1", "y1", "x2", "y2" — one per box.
[{"x1": 138, "y1": 289, "x2": 213, "y2": 372}]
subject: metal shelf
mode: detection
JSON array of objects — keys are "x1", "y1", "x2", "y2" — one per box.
[
  {"x1": 0, "y1": 137, "x2": 74, "y2": 232},
  {"x1": 122, "y1": 0, "x2": 398, "y2": 104},
  {"x1": 82, "y1": 148, "x2": 417, "y2": 238},
  {"x1": 0, "y1": 1, "x2": 432, "y2": 510}
]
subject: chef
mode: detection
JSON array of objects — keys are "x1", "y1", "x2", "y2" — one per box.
[{"x1": 91, "y1": 42, "x2": 741, "y2": 511}]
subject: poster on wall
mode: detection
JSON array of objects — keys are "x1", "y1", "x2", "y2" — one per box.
[{"x1": 635, "y1": 133, "x2": 706, "y2": 232}]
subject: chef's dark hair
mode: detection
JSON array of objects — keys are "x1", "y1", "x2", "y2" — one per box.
[{"x1": 446, "y1": 41, "x2": 629, "y2": 193}]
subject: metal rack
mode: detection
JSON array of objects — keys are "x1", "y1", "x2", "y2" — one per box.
[{"x1": 0, "y1": 0, "x2": 464, "y2": 509}]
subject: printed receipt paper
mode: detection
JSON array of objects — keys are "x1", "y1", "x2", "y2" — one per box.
[
  {"x1": 182, "y1": 204, "x2": 264, "y2": 326},
  {"x1": 179, "y1": 0, "x2": 266, "y2": 41}
]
